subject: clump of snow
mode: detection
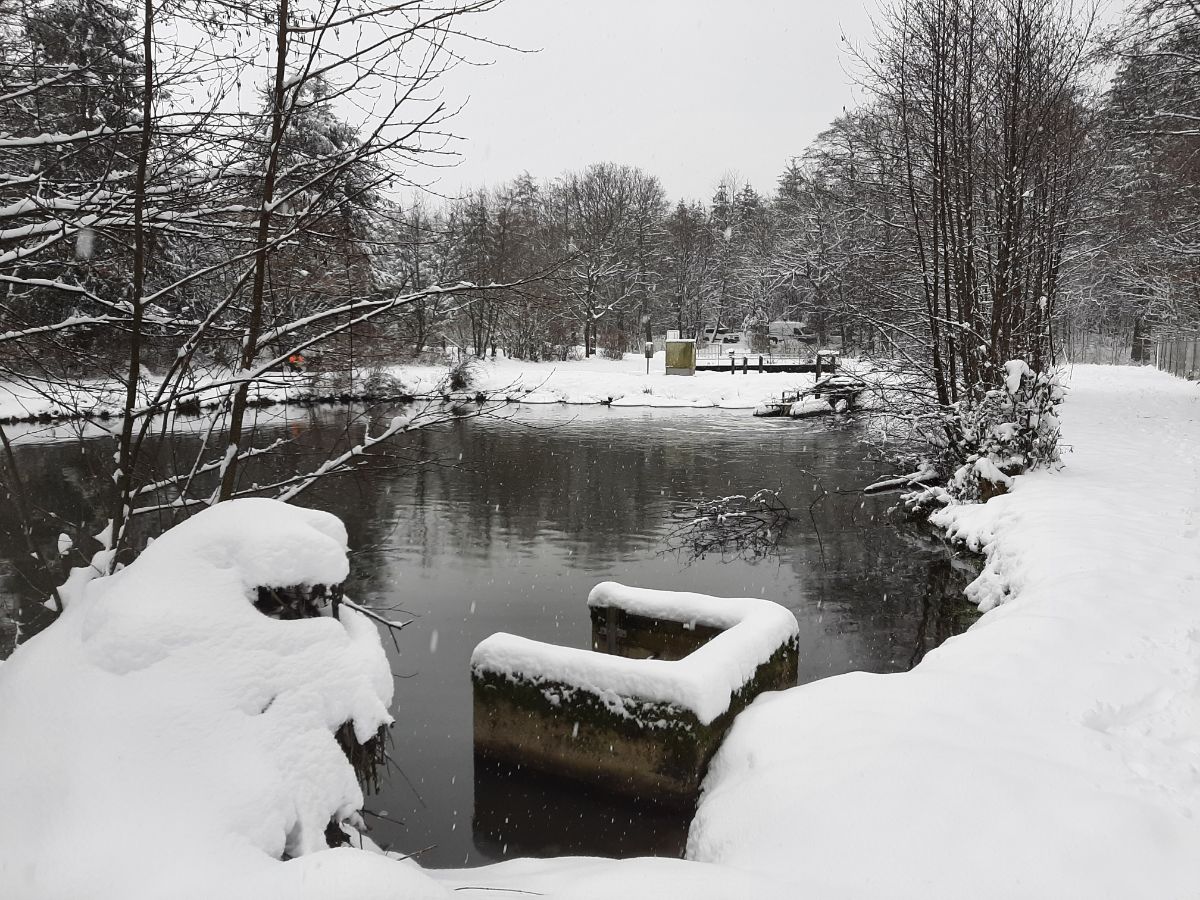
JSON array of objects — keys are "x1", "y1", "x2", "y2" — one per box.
[
  {"x1": 0, "y1": 498, "x2": 446, "y2": 900},
  {"x1": 789, "y1": 396, "x2": 829, "y2": 418},
  {"x1": 971, "y1": 455, "x2": 1013, "y2": 489},
  {"x1": 473, "y1": 581, "x2": 798, "y2": 724},
  {"x1": 1002, "y1": 357, "x2": 1030, "y2": 395}
]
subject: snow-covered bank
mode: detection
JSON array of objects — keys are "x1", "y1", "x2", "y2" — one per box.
[
  {"x1": 0, "y1": 353, "x2": 855, "y2": 424},
  {"x1": 390, "y1": 353, "x2": 852, "y2": 409},
  {"x1": 0, "y1": 500, "x2": 417, "y2": 900},
  {"x1": 687, "y1": 364, "x2": 1200, "y2": 898}
]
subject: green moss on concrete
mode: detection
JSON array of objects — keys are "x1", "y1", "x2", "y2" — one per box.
[{"x1": 471, "y1": 636, "x2": 798, "y2": 803}]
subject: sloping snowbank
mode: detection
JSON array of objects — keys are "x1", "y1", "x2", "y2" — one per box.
[
  {"x1": 435, "y1": 856, "x2": 790, "y2": 898},
  {"x1": 0, "y1": 499, "x2": 440, "y2": 900},
  {"x1": 687, "y1": 365, "x2": 1200, "y2": 898}
]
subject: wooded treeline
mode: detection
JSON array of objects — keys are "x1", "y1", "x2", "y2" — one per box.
[{"x1": 372, "y1": 0, "x2": 1200, "y2": 374}]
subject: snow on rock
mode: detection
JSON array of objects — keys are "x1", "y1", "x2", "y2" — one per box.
[
  {"x1": 0, "y1": 498, "x2": 446, "y2": 900},
  {"x1": 687, "y1": 365, "x2": 1200, "y2": 898},
  {"x1": 971, "y1": 454, "x2": 1013, "y2": 488},
  {"x1": 472, "y1": 582, "x2": 798, "y2": 725}
]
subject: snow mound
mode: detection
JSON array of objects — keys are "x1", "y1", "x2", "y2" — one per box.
[
  {"x1": 0, "y1": 499, "x2": 432, "y2": 900},
  {"x1": 789, "y1": 397, "x2": 829, "y2": 418}
]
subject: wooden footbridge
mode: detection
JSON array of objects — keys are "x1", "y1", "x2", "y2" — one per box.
[{"x1": 695, "y1": 350, "x2": 840, "y2": 375}]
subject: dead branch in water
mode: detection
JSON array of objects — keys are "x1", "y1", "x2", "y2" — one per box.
[{"x1": 663, "y1": 489, "x2": 792, "y2": 563}]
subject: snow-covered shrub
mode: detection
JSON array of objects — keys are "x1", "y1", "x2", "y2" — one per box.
[
  {"x1": 907, "y1": 361, "x2": 1064, "y2": 508},
  {"x1": 361, "y1": 368, "x2": 408, "y2": 398},
  {"x1": 446, "y1": 355, "x2": 478, "y2": 391},
  {"x1": 600, "y1": 343, "x2": 626, "y2": 360}
]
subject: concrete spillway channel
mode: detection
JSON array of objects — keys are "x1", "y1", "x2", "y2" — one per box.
[{"x1": 470, "y1": 582, "x2": 799, "y2": 807}]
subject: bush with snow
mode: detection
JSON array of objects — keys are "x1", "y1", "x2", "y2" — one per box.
[
  {"x1": 446, "y1": 354, "x2": 478, "y2": 391},
  {"x1": 907, "y1": 360, "x2": 1064, "y2": 509}
]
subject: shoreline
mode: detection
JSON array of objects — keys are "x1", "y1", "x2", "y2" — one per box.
[{"x1": 0, "y1": 353, "x2": 852, "y2": 426}]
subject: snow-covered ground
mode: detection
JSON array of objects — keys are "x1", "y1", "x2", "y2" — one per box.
[
  {"x1": 688, "y1": 364, "x2": 1200, "y2": 897},
  {"x1": 2, "y1": 364, "x2": 1198, "y2": 899},
  {"x1": 0, "y1": 352, "x2": 847, "y2": 423},
  {"x1": 390, "y1": 352, "x2": 847, "y2": 409}
]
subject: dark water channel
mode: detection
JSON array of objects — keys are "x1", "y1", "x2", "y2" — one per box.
[{"x1": 0, "y1": 403, "x2": 979, "y2": 867}]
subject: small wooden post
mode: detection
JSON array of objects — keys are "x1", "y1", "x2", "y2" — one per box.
[
  {"x1": 729, "y1": 352, "x2": 735, "y2": 375},
  {"x1": 742, "y1": 356, "x2": 748, "y2": 373},
  {"x1": 758, "y1": 355, "x2": 764, "y2": 372}
]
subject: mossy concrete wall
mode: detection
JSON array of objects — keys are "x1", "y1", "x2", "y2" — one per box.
[
  {"x1": 589, "y1": 605, "x2": 723, "y2": 661},
  {"x1": 472, "y1": 630, "x2": 798, "y2": 805}
]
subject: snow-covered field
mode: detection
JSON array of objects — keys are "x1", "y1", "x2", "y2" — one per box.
[
  {"x1": 1, "y1": 364, "x2": 1198, "y2": 898},
  {"x1": 0, "y1": 353, "x2": 843, "y2": 423},
  {"x1": 390, "y1": 353, "x2": 843, "y2": 409}
]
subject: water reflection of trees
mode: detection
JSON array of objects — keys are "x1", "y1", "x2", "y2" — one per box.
[{"x1": 1, "y1": 406, "x2": 980, "y2": 670}]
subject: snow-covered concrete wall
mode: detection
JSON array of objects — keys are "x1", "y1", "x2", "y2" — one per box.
[{"x1": 472, "y1": 582, "x2": 799, "y2": 800}]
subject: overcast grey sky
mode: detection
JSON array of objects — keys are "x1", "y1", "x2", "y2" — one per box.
[{"x1": 434, "y1": 0, "x2": 877, "y2": 202}]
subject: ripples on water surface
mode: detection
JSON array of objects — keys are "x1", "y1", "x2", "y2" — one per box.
[{"x1": 0, "y1": 402, "x2": 978, "y2": 866}]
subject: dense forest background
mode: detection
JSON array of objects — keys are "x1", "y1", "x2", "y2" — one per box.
[{"x1": 3, "y1": 0, "x2": 1198, "y2": 376}]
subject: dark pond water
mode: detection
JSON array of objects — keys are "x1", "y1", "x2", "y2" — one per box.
[{"x1": 0, "y1": 403, "x2": 978, "y2": 868}]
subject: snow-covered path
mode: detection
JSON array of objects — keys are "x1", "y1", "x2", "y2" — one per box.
[{"x1": 687, "y1": 364, "x2": 1200, "y2": 898}]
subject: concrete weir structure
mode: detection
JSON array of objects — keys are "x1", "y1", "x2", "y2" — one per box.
[{"x1": 471, "y1": 582, "x2": 799, "y2": 805}]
